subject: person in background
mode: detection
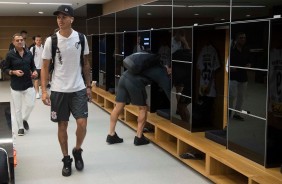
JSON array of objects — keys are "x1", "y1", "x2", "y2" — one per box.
[
  {"x1": 106, "y1": 61, "x2": 171, "y2": 145},
  {"x1": 229, "y1": 32, "x2": 251, "y2": 121},
  {"x1": 30, "y1": 35, "x2": 44, "y2": 99},
  {"x1": 41, "y1": 5, "x2": 91, "y2": 177},
  {"x1": 3, "y1": 33, "x2": 38, "y2": 136},
  {"x1": 133, "y1": 36, "x2": 145, "y2": 53},
  {"x1": 9, "y1": 30, "x2": 28, "y2": 50},
  {"x1": 28, "y1": 36, "x2": 36, "y2": 50}
]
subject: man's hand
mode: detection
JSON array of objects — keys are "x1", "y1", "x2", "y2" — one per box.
[
  {"x1": 42, "y1": 92, "x2": 51, "y2": 106},
  {"x1": 31, "y1": 70, "x2": 38, "y2": 79}
]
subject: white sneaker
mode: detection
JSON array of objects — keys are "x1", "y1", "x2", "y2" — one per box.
[{"x1": 36, "y1": 93, "x2": 40, "y2": 99}]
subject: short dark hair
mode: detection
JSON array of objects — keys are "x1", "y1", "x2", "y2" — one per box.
[{"x1": 20, "y1": 30, "x2": 27, "y2": 34}]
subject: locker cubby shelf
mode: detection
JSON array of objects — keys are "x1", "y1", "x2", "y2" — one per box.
[{"x1": 91, "y1": 86, "x2": 282, "y2": 184}]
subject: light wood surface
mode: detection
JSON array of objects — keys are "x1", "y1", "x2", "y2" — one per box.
[{"x1": 91, "y1": 86, "x2": 282, "y2": 184}]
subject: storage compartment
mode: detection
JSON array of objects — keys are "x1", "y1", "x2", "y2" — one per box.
[
  {"x1": 155, "y1": 128, "x2": 177, "y2": 155},
  {"x1": 208, "y1": 157, "x2": 248, "y2": 184}
]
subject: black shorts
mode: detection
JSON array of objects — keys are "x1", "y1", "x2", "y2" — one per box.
[
  {"x1": 116, "y1": 72, "x2": 147, "y2": 106},
  {"x1": 50, "y1": 88, "x2": 88, "y2": 122},
  {"x1": 34, "y1": 69, "x2": 41, "y2": 80}
]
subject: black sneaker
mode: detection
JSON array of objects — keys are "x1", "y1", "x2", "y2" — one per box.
[
  {"x1": 134, "y1": 134, "x2": 150, "y2": 146},
  {"x1": 106, "y1": 132, "x2": 123, "y2": 144},
  {"x1": 18, "y1": 129, "x2": 24, "y2": 136},
  {"x1": 233, "y1": 114, "x2": 244, "y2": 121},
  {"x1": 62, "y1": 156, "x2": 73, "y2": 176},
  {"x1": 23, "y1": 120, "x2": 29, "y2": 130},
  {"x1": 72, "y1": 148, "x2": 84, "y2": 171}
]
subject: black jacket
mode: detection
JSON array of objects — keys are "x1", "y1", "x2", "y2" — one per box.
[{"x1": 4, "y1": 48, "x2": 36, "y2": 91}]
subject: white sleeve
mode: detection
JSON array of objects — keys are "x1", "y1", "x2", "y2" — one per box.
[
  {"x1": 41, "y1": 37, "x2": 52, "y2": 60},
  {"x1": 29, "y1": 47, "x2": 33, "y2": 55}
]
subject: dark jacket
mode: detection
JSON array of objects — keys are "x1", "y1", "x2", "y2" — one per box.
[{"x1": 4, "y1": 48, "x2": 36, "y2": 91}]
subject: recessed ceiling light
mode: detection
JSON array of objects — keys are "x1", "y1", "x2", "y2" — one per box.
[
  {"x1": 38, "y1": 11, "x2": 44, "y2": 14},
  {"x1": 246, "y1": 14, "x2": 251, "y2": 17},
  {"x1": 147, "y1": 12, "x2": 152, "y2": 16},
  {"x1": 194, "y1": 13, "x2": 199, "y2": 16}
]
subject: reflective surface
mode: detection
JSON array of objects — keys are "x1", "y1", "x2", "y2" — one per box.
[
  {"x1": 192, "y1": 25, "x2": 228, "y2": 131},
  {"x1": 86, "y1": 17, "x2": 99, "y2": 35},
  {"x1": 100, "y1": 13, "x2": 115, "y2": 34},
  {"x1": 232, "y1": 0, "x2": 282, "y2": 21},
  {"x1": 267, "y1": 19, "x2": 282, "y2": 167},
  {"x1": 228, "y1": 21, "x2": 269, "y2": 166},
  {"x1": 139, "y1": 0, "x2": 172, "y2": 30},
  {"x1": 116, "y1": 7, "x2": 137, "y2": 32},
  {"x1": 173, "y1": 0, "x2": 230, "y2": 27},
  {"x1": 171, "y1": 28, "x2": 192, "y2": 62}
]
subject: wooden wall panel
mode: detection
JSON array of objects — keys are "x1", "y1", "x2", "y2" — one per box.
[
  {"x1": 0, "y1": 16, "x2": 86, "y2": 59},
  {"x1": 103, "y1": 0, "x2": 154, "y2": 14}
]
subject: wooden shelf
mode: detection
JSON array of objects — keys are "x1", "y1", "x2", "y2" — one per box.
[{"x1": 91, "y1": 86, "x2": 282, "y2": 184}]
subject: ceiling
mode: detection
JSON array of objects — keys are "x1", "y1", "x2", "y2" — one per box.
[{"x1": 0, "y1": 0, "x2": 111, "y2": 16}]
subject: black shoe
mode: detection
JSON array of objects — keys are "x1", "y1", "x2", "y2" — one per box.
[
  {"x1": 62, "y1": 156, "x2": 73, "y2": 176},
  {"x1": 23, "y1": 120, "x2": 29, "y2": 130},
  {"x1": 134, "y1": 134, "x2": 150, "y2": 146},
  {"x1": 106, "y1": 132, "x2": 123, "y2": 144},
  {"x1": 47, "y1": 84, "x2": 51, "y2": 89},
  {"x1": 233, "y1": 114, "x2": 244, "y2": 121},
  {"x1": 72, "y1": 148, "x2": 84, "y2": 171},
  {"x1": 18, "y1": 129, "x2": 24, "y2": 136}
]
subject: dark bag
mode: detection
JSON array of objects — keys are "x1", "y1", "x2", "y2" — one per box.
[{"x1": 123, "y1": 52, "x2": 160, "y2": 74}]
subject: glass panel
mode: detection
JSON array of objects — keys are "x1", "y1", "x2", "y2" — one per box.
[
  {"x1": 100, "y1": 13, "x2": 115, "y2": 34},
  {"x1": 267, "y1": 19, "x2": 282, "y2": 167},
  {"x1": 124, "y1": 32, "x2": 137, "y2": 57},
  {"x1": 229, "y1": 21, "x2": 269, "y2": 119},
  {"x1": 172, "y1": 28, "x2": 192, "y2": 62},
  {"x1": 86, "y1": 16, "x2": 99, "y2": 35},
  {"x1": 171, "y1": 92, "x2": 192, "y2": 131},
  {"x1": 192, "y1": 24, "x2": 229, "y2": 131},
  {"x1": 232, "y1": 0, "x2": 282, "y2": 21},
  {"x1": 136, "y1": 31, "x2": 151, "y2": 52},
  {"x1": 171, "y1": 61, "x2": 192, "y2": 131},
  {"x1": 116, "y1": 7, "x2": 137, "y2": 32},
  {"x1": 139, "y1": 0, "x2": 172, "y2": 30},
  {"x1": 173, "y1": 0, "x2": 230, "y2": 27},
  {"x1": 228, "y1": 116, "x2": 266, "y2": 165}
]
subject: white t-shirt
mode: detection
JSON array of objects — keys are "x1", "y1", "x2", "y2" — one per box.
[
  {"x1": 197, "y1": 44, "x2": 220, "y2": 97},
  {"x1": 30, "y1": 44, "x2": 44, "y2": 69},
  {"x1": 42, "y1": 29, "x2": 89, "y2": 92}
]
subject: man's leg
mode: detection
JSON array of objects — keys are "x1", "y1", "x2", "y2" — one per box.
[
  {"x1": 34, "y1": 79, "x2": 40, "y2": 98},
  {"x1": 75, "y1": 118, "x2": 87, "y2": 150},
  {"x1": 72, "y1": 118, "x2": 87, "y2": 171},
  {"x1": 109, "y1": 102, "x2": 126, "y2": 136},
  {"x1": 134, "y1": 106, "x2": 150, "y2": 146},
  {"x1": 10, "y1": 88, "x2": 24, "y2": 135},
  {"x1": 58, "y1": 121, "x2": 73, "y2": 177},
  {"x1": 22, "y1": 87, "x2": 35, "y2": 130},
  {"x1": 136, "y1": 106, "x2": 147, "y2": 138},
  {"x1": 58, "y1": 121, "x2": 69, "y2": 156},
  {"x1": 106, "y1": 102, "x2": 125, "y2": 144}
]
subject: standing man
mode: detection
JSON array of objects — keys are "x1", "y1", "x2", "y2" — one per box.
[
  {"x1": 30, "y1": 35, "x2": 44, "y2": 99},
  {"x1": 3, "y1": 33, "x2": 38, "y2": 136},
  {"x1": 41, "y1": 5, "x2": 91, "y2": 177},
  {"x1": 229, "y1": 32, "x2": 251, "y2": 121}
]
